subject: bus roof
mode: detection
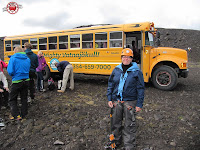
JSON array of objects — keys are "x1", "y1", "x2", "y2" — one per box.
[{"x1": 5, "y1": 22, "x2": 155, "y2": 40}]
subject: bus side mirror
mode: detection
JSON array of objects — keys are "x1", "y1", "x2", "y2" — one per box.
[{"x1": 156, "y1": 31, "x2": 160, "y2": 38}]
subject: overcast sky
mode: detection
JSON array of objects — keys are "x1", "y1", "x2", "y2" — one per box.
[{"x1": 0, "y1": 0, "x2": 200, "y2": 37}]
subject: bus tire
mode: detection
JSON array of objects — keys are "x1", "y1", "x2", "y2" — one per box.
[
  {"x1": 152, "y1": 65, "x2": 178, "y2": 91},
  {"x1": 43, "y1": 65, "x2": 51, "y2": 81}
]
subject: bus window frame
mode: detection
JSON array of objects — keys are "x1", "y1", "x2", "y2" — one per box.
[
  {"x1": 39, "y1": 37, "x2": 47, "y2": 51},
  {"x1": 59, "y1": 35, "x2": 69, "y2": 50},
  {"x1": 95, "y1": 32, "x2": 107, "y2": 49},
  {"x1": 5, "y1": 40, "x2": 12, "y2": 51},
  {"x1": 12, "y1": 39, "x2": 20, "y2": 51},
  {"x1": 48, "y1": 36, "x2": 58, "y2": 50},
  {"x1": 109, "y1": 31, "x2": 123, "y2": 48},
  {"x1": 30, "y1": 38, "x2": 38, "y2": 50},
  {"x1": 70, "y1": 34, "x2": 81, "y2": 50},
  {"x1": 82, "y1": 33, "x2": 93, "y2": 49},
  {"x1": 22, "y1": 39, "x2": 29, "y2": 48}
]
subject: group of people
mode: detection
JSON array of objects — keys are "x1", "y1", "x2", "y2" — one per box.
[
  {"x1": 1, "y1": 45, "x2": 144, "y2": 149},
  {"x1": 0, "y1": 42, "x2": 75, "y2": 121},
  {"x1": 0, "y1": 43, "x2": 47, "y2": 120}
]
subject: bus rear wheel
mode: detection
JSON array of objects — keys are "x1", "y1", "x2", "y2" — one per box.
[
  {"x1": 152, "y1": 65, "x2": 178, "y2": 91},
  {"x1": 43, "y1": 65, "x2": 51, "y2": 81}
]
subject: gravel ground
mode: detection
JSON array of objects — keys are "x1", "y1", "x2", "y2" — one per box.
[
  {"x1": 0, "y1": 28, "x2": 199, "y2": 150},
  {"x1": 0, "y1": 62, "x2": 199, "y2": 150}
]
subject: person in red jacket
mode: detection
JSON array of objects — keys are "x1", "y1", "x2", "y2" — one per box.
[
  {"x1": 0, "y1": 59, "x2": 8, "y2": 73},
  {"x1": 0, "y1": 59, "x2": 9, "y2": 110}
]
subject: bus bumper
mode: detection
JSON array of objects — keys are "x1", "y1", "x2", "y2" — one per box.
[{"x1": 180, "y1": 69, "x2": 189, "y2": 78}]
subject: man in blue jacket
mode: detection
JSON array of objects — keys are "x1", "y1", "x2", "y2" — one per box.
[
  {"x1": 24, "y1": 42, "x2": 38, "y2": 101},
  {"x1": 7, "y1": 47, "x2": 30, "y2": 120},
  {"x1": 106, "y1": 48, "x2": 145, "y2": 150}
]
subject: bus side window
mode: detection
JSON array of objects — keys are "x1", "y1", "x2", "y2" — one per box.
[
  {"x1": 82, "y1": 33, "x2": 93, "y2": 49},
  {"x1": 39, "y1": 37, "x2": 47, "y2": 50},
  {"x1": 49, "y1": 36, "x2": 57, "y2": 50},
  {"x1": 5, "y1": 40, "x2": 11, "y2": 51},
  {"x1": 70, "y1": 34, "x2": 80, "y2": 49},
  {"x1": 109, "y1": 31, "x2": 123, "y2": 48},
  {"x1": 59, "y1": 35, "x2": 68, "y2": 50},
  {"x1": 95, "y1": 32, "x2": 107, "y2": 49},
  {"x1": 30, "y1": 38, "x2": 38, "y2": 50},
  {"x1": 12, "y1": 40, "x2": 20, "y2": 51}
]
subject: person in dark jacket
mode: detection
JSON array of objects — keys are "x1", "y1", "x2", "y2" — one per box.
[
  {"x1": 24, "y1": 42, "x2": 38, "y2": 101},
  {"x1": 7, "y1": 47, "x2": 30, "y2": 120},
  {"x1": 55, "y1": 61, "x2": 74, "y2": 93},
  {"x1": 131, "y1": 41, "x2": 140, "y2": 63},
  {"x1": 106, "y1": 48, "x2": 145, "y2": 150}
]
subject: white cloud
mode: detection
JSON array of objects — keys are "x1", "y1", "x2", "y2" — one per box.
[{"x1": 0, "y1": 0, "x2": 199, "y2": 37}]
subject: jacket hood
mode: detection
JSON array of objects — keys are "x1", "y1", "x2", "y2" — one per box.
[
  {"x1": 13, "y1": 52, "x2": 29, "y2": 60},
  {"x1": 116, "y1": 62, "x2": 139, "y2": 72}
]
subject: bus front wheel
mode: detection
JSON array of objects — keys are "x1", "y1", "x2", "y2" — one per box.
[
  {"x1": 43, "y1": 65, "x2": 51, "y2": 81},
  {"x1": 152, "y1": 65, "x2": 178, "y2": 91}
]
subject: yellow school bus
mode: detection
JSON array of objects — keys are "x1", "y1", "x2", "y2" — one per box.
[{"x1": 4, "y1": 22, "x2": 189, "y2": 90}]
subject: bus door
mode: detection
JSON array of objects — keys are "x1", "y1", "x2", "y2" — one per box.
[
  {"x1": 125, "y1": 31, "x2": 142, "y2": 67},
  {"x1": 142, "y1": 31, "x2": 154, "y2": 82}
]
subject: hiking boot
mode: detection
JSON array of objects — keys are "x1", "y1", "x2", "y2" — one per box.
[
  {"x1": 16, "y1": 115, "x2": 22, "y2": 121},
  {"x1": 57, "y1": 90, "x2": 64, "y2": 93},
  {"x1": 40, "y1": 89, "x2": 46, "y2": 92},
  {"x1": 9, "y1": 115, "x2": 22, "y2": 121},
  {"x1": 27, "y1": 97, "x2": 32, "y2": 103},
  {"x1": 69, "y1": 87, "x2": 74, "y2": 90},
  {"x1": 104, "y1": 141, "x2": 116, "y2": 149},
  {"x1": 9, "y1": 115, "x2": 14, "y2": 121}
]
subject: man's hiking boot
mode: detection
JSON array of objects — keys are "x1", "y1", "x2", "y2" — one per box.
[
  {"x1": 9, "y1": 115, "x2": 14, "y2": 121},
  {"x1": 10, "y1": 115, "x2": 22, "y2": 121},
  {"x1": 16, "y1": 115, "x2": 22, "y2": 121}
]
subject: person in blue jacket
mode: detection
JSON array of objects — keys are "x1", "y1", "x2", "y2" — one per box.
[
  {"x1": 7, "y1": 47, "x2": 30, "y2": 120},
  {"x1": 107, "y1": 48, "x2": 145, "y2": 150},
  {"x1": 24, "y1": 42, "x2": 38, "y2": 101}
]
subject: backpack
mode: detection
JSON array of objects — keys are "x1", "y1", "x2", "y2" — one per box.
[{"x1": 48, "y1": 77, "x2": 56, "y2": 91}]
